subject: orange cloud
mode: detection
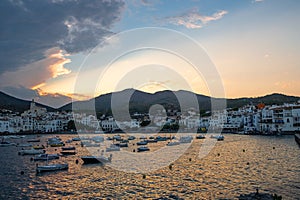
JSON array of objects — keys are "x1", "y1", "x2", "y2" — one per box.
[{"x1": 0, "y1": 47, "x2": 71, "y2": 90}]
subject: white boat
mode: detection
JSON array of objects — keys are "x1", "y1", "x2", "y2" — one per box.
[
  {"x1": 106, "y1": 144, "x2": 120, "y2": 152},
  {"x1": 36, "y1": 163, "x2": 68, "y2": 173},
  {"x1": 137, "y1": 140, "x2": 148, "y2": 145},
  {"x1": 18, "y1": 149, "x2": 45, "y2": 155},
  {"x1": 72, "y1": 137, "x2": 81, "y2": 141},
  {"x1": 17, "y1": 143, "x2": 32, "y2": 147},
  {"x1": 179, "y1": 136, "x2": 193, "y2": 143},
  {"x1": 91, "y1": 136, "x2": 104, "y2": 143},
  {"x1": 211, "y1": 135, "x2": 224, "y2": 141},
  {"x1": 34, "y1": 154, "x2": 59, "y2": 161},
  {"x1": 81, "y1": 141, "x2": 99, "y2": 147},
  {"x1": 167, "y1": 141, "x2": 180, "y2": 146}
]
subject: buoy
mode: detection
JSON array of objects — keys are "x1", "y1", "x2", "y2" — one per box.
[
  {"x1": 189, "y1": 158, "x2": 192, "y2": 162},
  {"x1": 247, "y1": 162, "x2": 250, "y2": 165},
  {"x1": 142, "y1": 174, "x2": 146, "y2": 179},
  {"x1": 30, "y1": 157, "x2": 33, "y2": 161},
  {"x1": 75, "y1": 159, "x2": 79, "y2": 164},
  {"x1": 133, "y1": 149, "x2": 136, "y2": 152},
  {"x1": 55, "y1": 149, "x2": 57, "y2": 151},
  {"x1": 273, "y1": 147, "x2": 275, "y2": 149},
  {"x1": 217, "y1": 153, "x2": 220, "y2": 156},
  {"x1": 243, "y1": 149, "x2": 245, "y2": 152},
  {"x1": 169, "y1": 164, "x2": 173, "y2": 170},
  {"x1": 20, "y1": 171, "x2": 24, "y2": 175}
]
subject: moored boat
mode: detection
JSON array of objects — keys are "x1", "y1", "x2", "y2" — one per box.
[
  {"x1": 27, "y1": 138, "x2": 40, "y2": 143},
  {"x1": 211, "y1": 135, "x2": 224, "y2": 141},
  {"x1": 137, "y1": 146, "x2": 150, "y2": 152},
  {"x1": 61, "y1": 150, "x2": 76, "y2": 155},
  {"x1": 81, "y1": 155, "x2": 112, "y2": 164},
  {"x1": 61, "y1": 146, "x2": 76, "y2": 151},
  {"x1": 33, "y1": 154, "x2": 59, "y2": 161},
  {"x1": 36, "y1": 163, "x2": 68, "y2": 173},
  {"x1": 167, "y1": 141, "x2": 180, "y2": 146},
  {"x1": 33, "y1": 145, "x2": 45, "y2": 149},
  {"x1": 137, "y1": 140, "x2": 148, "y2": 145},
  {"x1": 18, "y1": 149, "x2": 45, "y2": 155},
  {"x1": 106, "y1": 144, "x2": 120, "y2": 152},
  {"x1": 0, "y1": 141, "x2": 16, "y2": 147},
  {"x1": 179, "y1": 136, "x2": 193, "y2": 143},
  {"x1": 196, "y1": 134, "x2": 206, "y2": 139}
]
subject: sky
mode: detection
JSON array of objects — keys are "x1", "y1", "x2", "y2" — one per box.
[{"x1": 0, "y1": 0, "x2": 299, "y2": 108}]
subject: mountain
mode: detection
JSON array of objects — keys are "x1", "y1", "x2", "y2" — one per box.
[
  {"x1": 59, "y1": 89, "x2": 300, "y2": 115},
  {"x1": 0, "y1": 92, "x2": 56, "y2": 113}
]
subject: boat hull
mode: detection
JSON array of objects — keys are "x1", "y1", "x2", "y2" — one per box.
[{"x1": 36, "y1": 164, "x2": 68, "y2": 173}]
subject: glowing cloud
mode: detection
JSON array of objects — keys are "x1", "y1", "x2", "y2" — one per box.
[{"x1": 165, "y1": 9, "x2": 228, "y2": 29}]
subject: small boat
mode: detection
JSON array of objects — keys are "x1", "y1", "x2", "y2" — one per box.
[
  {"x1": 81, "y1": 142, "x2": 99, "y2": 147},
  {"x1": 50, "y1": 142, "x2": 64, "y2": 147},
  {"x1": 115, "y1": 142, "x2": 128, "y2": 147},
  {"x1": 106, "y1": 144, "x2": 120, "y2": 152},
  {"x1": 91, "y1": 136, "x2": 104, "y2": 143},
  {"x1": 36, "y1": 163, "x2": 68, "y2": 173},
  {"x1": 167, "y1": 141, "x2": 180, "y2": 146},
  {"x1": 196, "y1": 134, "x2": 206, "y2": 139},
  {"x1": 156, "y1": 136, "x2": 167, "y2": 141},
  {"x1": 137, "y1": 146, "x2": 150, "y2": 152},
  {"x1": 65, "y1": 139, "x2": 72, "y2": 143},
  {"x1": 34, "y1": 154, "x2": 59, "y2": 161},
  {"x1": 0, "y1": 141, "x2": 16, "y2": 147},
  {"x1": 18, "y1": 149, "x2": 45, "y2": 155},
  {"x1": 27, "y1": 138, "x2": 40, "y2": 143},
  {"x1": 81, "y1": 155, "x2": 112, "y2": 164},
  {"x1": 179, "y1": 136, "x2": 193, "y2": 143},
  {"x1": 33, "y1": 145, "x2": 45, "y2": 149},
  {"x1": 137, "y1": 140, "x2": 148, "y2": 145},
  {"x1": 17, "y1": 143, "x2": 32, "y2": 147},
  {"x1": 128, "y1": 136, "x2": 136, "y2": 140},
  {"x1": 72, "y1": 137, "x2": 81, "y2": 141},
  {"x1": 146, "y1": 139, "x2": 158, "y2": 143},
  {"x1": 113, "y1": 135, "x2": 122, "y2": 141},
  {"x1": 295, "y1": 134, "x2": 300, "y2": 145},
  {"x1": 211, "y1": 135, "x2": 224, "y2": 141},
  {"x1": 139, "y1": 136, "x2": 147, "y2": 140},
  {"x1": 62, "y1": 146, "x2": 76, "y2": 151},
  {"x1": 61, "y1": 151, "x2": 76, "y2": 155}
]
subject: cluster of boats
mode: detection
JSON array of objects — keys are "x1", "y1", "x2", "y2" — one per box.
[{"x1": 1, "y1": 133, "x2": 226, "y2": 174}]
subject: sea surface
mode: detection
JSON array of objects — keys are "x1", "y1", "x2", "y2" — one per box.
[{"x1": 0, "y1": 134, "x2": 299, "y2": 199}]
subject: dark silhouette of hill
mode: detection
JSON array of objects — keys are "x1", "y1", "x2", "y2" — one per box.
[
  {"x1": 0, "y1": 92, "x2": 56, "y2": 113},
  {"x1": 59, "y1": 89, "x2": 300, "y2": 115}
]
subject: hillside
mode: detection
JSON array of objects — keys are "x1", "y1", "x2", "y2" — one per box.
[
  {"x1": 59, "y1": 89, "x2": 300, "y2": 115},
  {"x1": 0, "y1": 92, "x2": 56, "y2": 113}
]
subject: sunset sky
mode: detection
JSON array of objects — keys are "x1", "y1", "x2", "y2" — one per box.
[{"x1": 0, "y1": 0, "x2": 299, "y2": 107}]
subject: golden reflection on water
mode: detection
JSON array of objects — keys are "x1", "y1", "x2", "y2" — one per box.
[{"x1": 3, "y1": 134, "x2": 299, "y2": 199}]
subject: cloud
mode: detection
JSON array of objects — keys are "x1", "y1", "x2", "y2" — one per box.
[
  {"x1": 0, "y1": 47, "x2": 71, "y2": 89},
  {"x1": 0, "y1": 0, "x2": 125, "y2": 75},
  {"x1": 164, "y1": 8, "x2": 228, "y2": 29}
]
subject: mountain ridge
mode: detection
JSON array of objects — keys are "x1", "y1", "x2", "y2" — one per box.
[{"x1": 1, "y1": 90, "x2": 299, "y2": 114}]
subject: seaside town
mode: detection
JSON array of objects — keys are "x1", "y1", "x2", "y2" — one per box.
[{"x1": 1, "y1": 99, "x2": 300, "y2": 135}]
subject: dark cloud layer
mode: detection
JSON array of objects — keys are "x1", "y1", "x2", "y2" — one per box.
[{"x1": 0, "y1": 0, "x2": 125, "y2": 74}]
